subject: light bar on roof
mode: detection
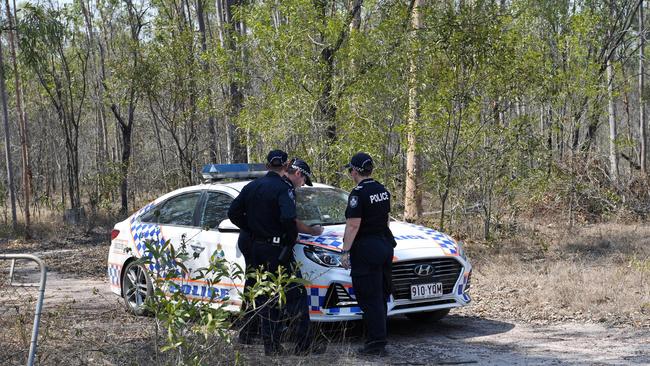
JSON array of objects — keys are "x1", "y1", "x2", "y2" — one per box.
[{"x1": 201, "y1": 163, "x2": 267, "y2": 181}]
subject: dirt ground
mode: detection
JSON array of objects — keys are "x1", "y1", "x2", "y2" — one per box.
[{"x1": 1, "y1": 222, "x2": 649, "y2": 365}]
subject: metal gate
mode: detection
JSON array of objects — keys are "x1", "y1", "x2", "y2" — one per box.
[{"x1": 0, "y1": 254, "x2": 47, "y2": 366}]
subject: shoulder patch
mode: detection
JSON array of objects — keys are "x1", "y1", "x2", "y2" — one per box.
[
  {"x1": 288, "y1": 189, "x2": 295, "y2": 201},
  {"x1": 349, "y1": 195, "x2": 359, "y2": 208}
]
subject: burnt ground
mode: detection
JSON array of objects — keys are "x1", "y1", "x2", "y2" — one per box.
[{"x1": 0, "y1": 223, "x2": 649, "y2": 365}]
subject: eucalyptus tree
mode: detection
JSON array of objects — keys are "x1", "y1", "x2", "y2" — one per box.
[
  {"x1": 404, "y1": 0, "x2": 425, "y2": 222},
  {"x1": 0, "y1": 31, "x2": 17, "y2": 231},
  {"x1": 102, "y1": 0, "x2": 148, "y2": 215},
  {"x1": 5, "y1": 0, "x2": 32, "y2": 235},
  {"x1": 145, "y1": 0, "x2": 203, "y2": 185},
  {"x1": 20, "y1": 3, "x2": 90, "y2": 217}
]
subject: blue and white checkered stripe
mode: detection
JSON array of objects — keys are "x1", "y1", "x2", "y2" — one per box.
[
  {"x1": 307, "y1": 285, "x2": 363, "y2": 315},
  {"x1": 405, "y1": 223, "x2": 459, "y2": 256},
  {"x1": 298, "y1": 233, "x2": 344, "y2": 251},
  {"x1": 130, "y1": 222, "x2": 165, "y2": 258},
  {"x1": 129, "y1": 202, "x2": 167, "y2": 271},
  {"x1": 308, "y1": 286, "x2": 326, "y2": 313},
  {"x1": 107, "y1": 263, "x2": 121, "y2": 287},
  {"x1": 456, "y1": 272, "x2": 471, "y2": 303}
]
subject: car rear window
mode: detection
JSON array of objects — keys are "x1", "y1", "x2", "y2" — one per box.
[
  {"x1": 155, "y1": 192, "x2": 201, "y2": 226},
  {"x1": 200, "y1": 192, "x2": 233, "y2": 229}
]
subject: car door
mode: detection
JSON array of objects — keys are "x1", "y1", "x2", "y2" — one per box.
[
  {"x1": 154, "y1": 191, "x2": 204, "y2": 275},
  {"x1": 194, "y1": 189, "x2": 244, "y2": 303}
]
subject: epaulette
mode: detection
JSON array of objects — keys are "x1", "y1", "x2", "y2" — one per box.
[{"x1": 354, "y1": 185, "x2": 363, "y2": 191}]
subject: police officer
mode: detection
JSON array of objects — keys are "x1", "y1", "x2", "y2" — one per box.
[
  {"x1": 340, "y1": 152, "x2": 394, "y2": 356},
  {"x1": 228, "y1": 150, "x2": 323, "y2": 356},
  {"x1": 279, "y1": 158, "x2": 324, "y2": 349},
  {"x1": 235, "y1": 160, "x2": 323, "y2": 345}
]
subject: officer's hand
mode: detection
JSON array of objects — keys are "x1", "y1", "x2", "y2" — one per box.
[
  {"x1": 310, "y1": 225, "x2": 324, "y2": 236},
  {"x1": 341, "y1": 252, "x2": 351, "y2": 269}
]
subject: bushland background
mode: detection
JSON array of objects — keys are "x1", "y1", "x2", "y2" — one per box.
[
  {"x1": 1, "y1": 0, "x2": 650, "y2": 236},
  {"x1": 0, "y1": 0, "x2": 649, "y2": 364}
]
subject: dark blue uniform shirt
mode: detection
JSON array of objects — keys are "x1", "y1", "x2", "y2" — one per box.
[
  {"x1": 345, "y1": 178, "x2": 391, "y2": 238},
  {"x1": 228, "y1": 171, "x2": 298, "y2": 242}
]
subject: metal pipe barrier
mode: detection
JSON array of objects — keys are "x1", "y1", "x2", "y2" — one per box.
[{"x1": 0, "y1": 254, "x2": 47, "y2": 366}]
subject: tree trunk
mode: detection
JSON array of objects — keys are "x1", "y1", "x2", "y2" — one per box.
[
  {"x1": 640, "y1": 0, "x2": 647, "y2": 173},
  {"x1": 119, "y1": 119, "x2": 132, "y2": 215},
  {"x1": 607, "y1": 58, "x2": 619, "y2": 182},
  {"x1": 221, "y1": 0, "x2": 247, "y2": 164},
  {"x1": 0, "y1": 35, "x2": 17, "y2": 232},
  {"x1": 5, "y1": 0, "x2": 31, "y2": 236},
  {"x1": 404, "y1": 0, "x2": 424, "y2": 222}
]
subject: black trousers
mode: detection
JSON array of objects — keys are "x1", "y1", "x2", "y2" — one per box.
[
  {"x1": 251, "y1": 241, "x2": 312, "y2": 352},
  {"x1": 237, "y1": 231, "x2": 260, "y2": 340},
  {"x1": 350, "y1": 235, "x2": 394, "y2": 349}
]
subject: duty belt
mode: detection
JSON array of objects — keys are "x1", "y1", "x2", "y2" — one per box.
[{"x1": 251, "y1": 235, "x2": 282, "y2": 245}]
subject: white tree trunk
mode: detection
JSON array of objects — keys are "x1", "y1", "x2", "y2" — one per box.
[
  {"x1": 404, "y1": 0, "x2": 425, "y2": 222},
  {"x1": 0, "y1": 34, "x2": 17, "y2": 231},
  {"x1": 640, "y1": 1, "x2": 647, "y2": 173},
  {"x1": 607, "y1": 58, "x2": 619, "y2": 181}
]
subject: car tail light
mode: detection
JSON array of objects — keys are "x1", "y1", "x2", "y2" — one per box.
[{"x1": 111, "y1": 229, "x2": 120, "y2": 240}]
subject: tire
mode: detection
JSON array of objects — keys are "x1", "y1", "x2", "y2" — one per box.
[
  {"x1": 121, "y1": 260, "x2": 153, "y2": 316},
  {"x1": 405, "y1": 308, "x2": 450, "y2": 322}
]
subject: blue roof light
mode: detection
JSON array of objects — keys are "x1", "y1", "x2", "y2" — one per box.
[{"x1": 201, "y1": 163, "x2": 267, "y2": 181}]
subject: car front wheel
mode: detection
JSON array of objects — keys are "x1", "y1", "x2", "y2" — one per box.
[
  {"x1": 405, "y1": 308, "x2": 450, "y2": 322},
  {"x1": 122, "y1": 260, "x2": 153, "y2": 316}
]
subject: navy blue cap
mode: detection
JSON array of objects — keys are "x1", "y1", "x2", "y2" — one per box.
[
  {"x1": 290, "y1": 158, "x2": 314, "y2": 186},
  {"x1": 345, "y1": 152, "x2": 374, "y2": 173},
  {"x1": 266, "y1": 149, "x2": 288, "y2": 166}
]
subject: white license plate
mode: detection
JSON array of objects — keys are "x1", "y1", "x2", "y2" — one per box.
[{"x1": 410, "y1": 282, "x2": 443, "y2": 300}]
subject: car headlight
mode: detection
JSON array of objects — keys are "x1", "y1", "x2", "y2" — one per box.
[{"x1": 303, "y1": 246, "x2": 343, "y2": 268}]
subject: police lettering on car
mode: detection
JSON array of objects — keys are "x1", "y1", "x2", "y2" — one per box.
[
  {"x1": 227, "y1": 150, "x2": 324, "y2": 356},
  {"x1": 340, "y1": 152, "x2": 394, "y2": 356}
]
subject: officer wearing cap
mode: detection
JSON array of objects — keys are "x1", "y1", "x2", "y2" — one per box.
[
  {"x1": 285, "y1": 158, "x2": 324, "y2": 237},
  {"x1": 227, "y1": 150, "x2": 323, "y2": 355},
  {"x1": 235, "y1": 158, "x2": 323, "y2": 346},
  {"x1": 279, "y1": 157, "x2": 324, "y2": 353},
  {"x1": 340, "y1": 152, "x2": 394, "y2": 356}
]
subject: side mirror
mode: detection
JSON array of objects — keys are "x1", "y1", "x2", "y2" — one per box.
[{"x1": 218, "y1": 219, "x2": 240, "y2": 233}]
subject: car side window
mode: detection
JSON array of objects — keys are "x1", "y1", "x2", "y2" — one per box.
[
  {"x1": 156, "y1": 192, "x2": 202, "y2": 226},
  {"x1": 139, "y1": 206, "x2": 159, "y2": 223},
  {"x1": 201, "y1": 192, "x2": 234, "y2": 229}
]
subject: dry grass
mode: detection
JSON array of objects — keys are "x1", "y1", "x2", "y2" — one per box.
[{"x1": 459, "y1": 222, "x2": 650, "y2": 327}]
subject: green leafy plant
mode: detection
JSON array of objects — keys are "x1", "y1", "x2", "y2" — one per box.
[{"x1": 140, "y1": 236, "x2": 306, "y2": 365}]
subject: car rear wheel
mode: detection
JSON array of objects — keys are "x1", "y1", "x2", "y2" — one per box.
[
  {"x1": 405, "y1": 308, "x2": 450, "y2": 322},
  {"x1": 122, "y1": 260, "x2": 153, "y2": 316}
]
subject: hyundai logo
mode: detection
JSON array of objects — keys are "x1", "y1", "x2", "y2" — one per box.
[{"x1": 414, "y1": 264, "x2": 434, "y2": 276}]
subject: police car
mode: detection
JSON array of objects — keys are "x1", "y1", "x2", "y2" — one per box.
[{"x1": 107, "y1": 164, "x2": 472, "y2": 321}]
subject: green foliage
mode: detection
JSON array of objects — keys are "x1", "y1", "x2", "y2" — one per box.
[{"x1": 140, "y1": 235, "x2": 304, "y2": 364}]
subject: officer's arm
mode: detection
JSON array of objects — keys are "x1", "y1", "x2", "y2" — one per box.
[
  {"x1": 297, "y1": 219, "x2": 323, "y2": 236},
  {"x1": 342, "y1": 192, "x2": 363, "y2": 251},
  {"x1": 228, "y1": 187, "x2": 249, "y2": 231},
  {"x1": 342, "y1": 218, "x2": 361, "y2": 251}
]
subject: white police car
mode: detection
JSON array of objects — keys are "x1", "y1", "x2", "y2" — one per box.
[{"x1": 107, "y1": 164, "x2": 472, "y2": 321}]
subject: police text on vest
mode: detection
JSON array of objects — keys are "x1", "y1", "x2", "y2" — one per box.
[{"x1": 369, "y1": 192, "x2": 389, "y2": 204}]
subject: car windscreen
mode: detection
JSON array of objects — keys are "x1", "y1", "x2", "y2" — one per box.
[{"x1": 296, "y1": 187, "x2": 348, "y2": 226}]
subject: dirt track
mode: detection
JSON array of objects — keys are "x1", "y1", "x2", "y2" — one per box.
[
  {"x1": 2, "y1": 224, "x2": 649, "y2": 365},
  {"x1": 34, "y1": 271, "x2": 650, "y2": 365}
]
